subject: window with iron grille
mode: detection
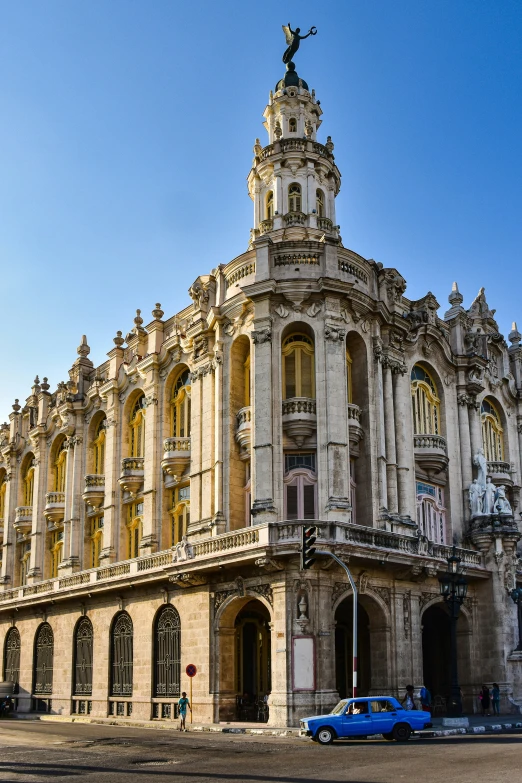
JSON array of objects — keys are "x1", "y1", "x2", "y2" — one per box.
[
  {"x1": 110, "y1": 613, "x2": 133, "y2": 696},
  {"x1": 74, "y1": 617, "x2": 93, "y2": 696},
  {"x1": 154, "y1": 606, "x2": 181, "y2": 698},
  {"x1": 4, "y1": 627, "x2": 20, "y2": 686},
  {"x1": 33, "y1": 623, "x2": 54, "y2": 695}
]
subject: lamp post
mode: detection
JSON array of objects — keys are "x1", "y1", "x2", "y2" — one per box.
[
  {"x1": 439, "y1": 546, "x2": 468, "y2": 716},
  {"x1": 510, "y1": 587, "x2": 522, "y2": 652}
]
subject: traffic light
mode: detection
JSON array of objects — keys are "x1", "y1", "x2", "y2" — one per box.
[{"x1": 300, "y1": 525, "x2": 317, "y2": 570}]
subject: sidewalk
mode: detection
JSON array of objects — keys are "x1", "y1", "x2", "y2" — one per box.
[{"x1": 422, "y1": 713, "x2": 522, "y2": 738}]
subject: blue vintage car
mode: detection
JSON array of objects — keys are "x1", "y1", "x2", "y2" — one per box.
[{"x1": 300, "y1": 696, "x2": 432, "y2": 744}]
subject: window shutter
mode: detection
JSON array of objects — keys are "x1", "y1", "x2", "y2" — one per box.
[
  {"x1": 303, "y1": 484, "x2": 315, "y2": 520},
  {"x1": 285, "y1": 354, "x2": 296, "y2": 399},
  {"x1": 286, "y1": 485, "x2": 298, "y2": 519},
  {"x1": 301, "y1": 351, "x2": 313, "y2": 398}
]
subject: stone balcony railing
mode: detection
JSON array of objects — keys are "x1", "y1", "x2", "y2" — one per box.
[
  {"x1": 259, "y1": 218, "x2": 273, "y2": 235},
  {"x1": 282, "y1": 397, "x2": 317, "y2": 448},
  {"x1": 161, "y1": 438, "x2": 191, "y2": 487},
  {"x1": 82, "y1": 474, "x2": 105, "y2": 510},
  {"x1": 347, "y1": 403, "x2": 364, "y2": 455},
  {"x1": 413, "y1": 434, "x2": 449, "y2": 473},
  {"x1": 0, "y1": 519, "x2": 485, "y2": 607},
  {"x1": 317, "y1": 216, "x2": 333, "y2": 231},
  {"x1": 118, "y1": 457, "x2": 145, "y2": 496},
  {"x1": 14, "y1": 506, "x2": 33, "y2": 534},
  {"x1": 235, "y1": 406, "x2": 252, "y2": 459},
  {"x1": 44, "y1": 492, "x2": 65, "y2": 524},
  {"x1": 487, "y1": 461, "x2": 512, "y2": 484},
  {"x1": 283, "y1": 211, "x2": 306, "y2": 227},
  {"x1": 260, "y1": 139, "x2": 332, "y2": 161}
]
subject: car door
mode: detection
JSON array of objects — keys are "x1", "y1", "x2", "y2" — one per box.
[
  {"x1": 341, "y1": 700, "x2": 372, "y2": 737},
  {"x1": 370, "y1": 700, "x2": 397, "y2": 734}
]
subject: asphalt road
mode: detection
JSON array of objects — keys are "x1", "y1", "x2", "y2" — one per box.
[{"x1": 0, "y1": 721, "x2": 520, "y2": 783}]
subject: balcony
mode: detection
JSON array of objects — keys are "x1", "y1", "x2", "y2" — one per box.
[
  {"x1": 347, "y1": 403, "x2": 364, "y2": 456},
  {"x1": 118, "y1": 458, "x2": 144, "y2": 497},
  {"x1": 161, "y1": 439, "x2": 190, "y2": 487},
  {"x1": 317, "y1": 216, "x2": 333, "y2": 231},
  {"x1": 235, "y1": 407, "x2": 252, "y2": 459},
  {"x1": 282, "y1": 397, "x2": 317, "y2": 448},
  {"x1": 259, "y1": 218, "x2": 273, "y2": 235},
  {"x1": 44, "y1": 492, "x2": 65, "y2": 524},
  {"x1": 14, "y1": 506, "x2": 33, "y2": 534},
  {"x1": 283, "y1": 211, "x2": 306, "y2": 227},
  {"x1": 413, "y1": 434, "x2": 449, "y2": 475},
  {"x1": 82, "y1": 474, "x2": 105, "y2": 510},
  {"x1": 487, "y1": 461, "x2": 512, "y2": 485}
]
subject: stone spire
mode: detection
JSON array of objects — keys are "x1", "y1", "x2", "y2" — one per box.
[{"x1": 444, "y1": 281, "x2": 465, "y2": 321}]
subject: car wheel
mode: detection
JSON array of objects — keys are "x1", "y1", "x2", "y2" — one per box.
[
  {"x1": 392, "y1": 723, "x2": 411, "y2": 742},
  {"x1": 382, "y1": 732, "x2": 395, "y2": 741},
  {"x1": 316, "y1": 727, "x2": 335, "y2": 745}
]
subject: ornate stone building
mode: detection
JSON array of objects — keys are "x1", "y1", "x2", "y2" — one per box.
[{"x1": 1, "y1": 59, "x2": 521, "y2": 726}]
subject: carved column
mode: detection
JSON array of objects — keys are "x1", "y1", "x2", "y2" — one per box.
[
  {"x1": 251, "y1": 325, "x2": 277, "y2": 524},
  {"x1": 188, "y1": 368, "x2": 203, "y2": 532},
  {"x1": 393, "y1": 367, "x2": 416, "y2": 519},
  {"x1": 62, "y1": 434, "x2": 84, "y2": 573},
  {"x1": 323, "y1": 324, "x2": 350, "y2": 521},
  {"x1": 99, "y1": 403, "x2": 119, "y2": 564},
  {"x1": 468, "y1": 397, "x2": 482, "y2": 465},
  {"x1": 0, "y1": 453, "x2": 18, "y2": 586},
  {"x1": 213, "y1": 345, "x2": 226, "y2": 534},
  {"x1": 27, "y1": 439, "x2": 48, "y2": 582},
  {"x1": 383, "y1": 363, "x2": 398, "y2": 514},
  {"x1": 201, "y1": 366, "x2": 215, "y2": 524},
  {"x1": 141, "y1": 390, "x2": 159, "y2": 554}
]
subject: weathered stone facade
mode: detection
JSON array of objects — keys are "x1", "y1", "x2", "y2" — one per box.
[{"x1": 1, "y1": 61, "x2": 521, "y2": 726}]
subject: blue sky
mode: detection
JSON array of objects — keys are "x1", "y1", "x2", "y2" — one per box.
[{"x1": 1, "y1": 1, "x2": 521, "y2": 421}]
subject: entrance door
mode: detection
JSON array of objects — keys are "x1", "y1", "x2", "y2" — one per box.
[{"x1": 234, "y1": 600, "x2": 271, "y2": 722}]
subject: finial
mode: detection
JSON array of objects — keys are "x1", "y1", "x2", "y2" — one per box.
[
  {"x1": 12, "y1": 399, "x2": 21, "y2": 413},
  {"x1": 448, "y1": 281, "x2": 464, "y2": 307},
  {"x1": 134, "y1": 309, "x2": 143, "y2": 328},
  {"x1": 253, "y1": 138, "x2": 262, "y2": 157},
  {"x1": 152, "y1": 303, "x2": 164, "y2": 320},
  {"x1": 77, "y1": 334, "x2": 90, "y2": 358},
  {"x1": 509, "y1": 321, "x2": 521, "y2": 347},
  {"x1": 34, "y1": 375, "x2": 39, "y2": 385},
  {"x1": 40, "y1": 377, "x2": 50, "y2": 391},
  {"x1": 113, "y1": 331, "x2": 125, "y2": 347},
  {"x1": 325, "y1": 136, "x2": 334, "y2": 153}
]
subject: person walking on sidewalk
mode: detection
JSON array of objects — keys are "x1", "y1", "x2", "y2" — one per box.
[
  {"x1": 491, "y1": 683, "x2": 500, "y2": 716},
  {"x1": 479, "y1": 685, "x2": 491, "y2": 717},
  {"x1": 401, "y1": 685, "x2": 417, "y2": 710},
  {"x1": 178, "y1": 692, "x2": 191, "y2": 731}
]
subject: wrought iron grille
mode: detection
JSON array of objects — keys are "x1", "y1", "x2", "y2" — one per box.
[
  {"x1": 110, "y1": 613, "x2": 133, "y2": 696},
  {"x1": 154, "y1": 605, "x2": 181, "y2": 697},
  {"x1": 4, "y1": 627, "x2": 20, "y2": 685},
  {"x1": 33, "y1": 623, "x2": 54, "y2": 695},
  {"x1": 74, "y1": 617, "x2": 93, "y2": 695}
]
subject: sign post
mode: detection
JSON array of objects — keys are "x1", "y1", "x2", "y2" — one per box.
[{"x1": 186, "y1": 663, "x2": 197, "y2": 723}]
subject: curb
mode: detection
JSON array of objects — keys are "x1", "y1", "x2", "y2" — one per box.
[{"x1": 420, "y1": 722, "x2": 522, "y2": 738}]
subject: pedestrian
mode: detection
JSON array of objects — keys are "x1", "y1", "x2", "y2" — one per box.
[
  {"x1": 401, "y1": 685, "x2": 417, "y2": 711},
  {"x1": 478, "y1": 685, "x2": 490, "y2": 717},
  {"x1": 491, "y1": 683, "x2": 500, "y2": 716},
  {"x1": 420, "y1": 684, "x2": 432, "y2": 714},
  {"x1": 178, "y1": 691, "x2": 190, "y2": 731}
]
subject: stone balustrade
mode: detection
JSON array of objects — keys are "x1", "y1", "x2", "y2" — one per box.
[
  {"x1": 282, "y1": 397, "x2": 317, "y2": 448},
  {"x1": 317, "y1": 216, "x2": 333, "y2": 231},
  {"x1": 161, "y1": 438, "x2": 191, "y2": 487},
  {"x1": 118, "y1": 457, "x2": 145, "y2": 495},
  {"x1": 14, "y1": 506, "x2": 33, "y2": 533},
  {"x1": 235, "y1": 406, "x2": 252, "y2": 458},
  {"x1": 82, "y1": 474, "x2": 105, "y2": 509},
  {"x1": 44, "y1": 492, "x2": 65, "y2": 524},
  {"x1": 487, "y1": 461, "x2": 512, "y2": 483},
  {"x1": 259, "y1": 218, "x2": 273, "y2": 235},
  {"x1": 283, "y1": 211, "x2": 306, "y2": 227},
  {"x1": 347, "y1": 403, "x2": 364, "y2": 454},
  {"x1": 413, "y1": 434, "x2": 448, "y2": 474},
  {"x1": 259, "y1": 139, "x2": 331, "y2": 160}
]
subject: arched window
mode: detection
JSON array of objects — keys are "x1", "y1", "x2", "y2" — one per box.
[
  {"x1": 130, "y1": 395, "x2": 145, "y2": 458},
  {"x1": 266, "y1": 191, "x2": 274, "y2": 220},
  {"x1": 171, "y1": 486, "x2": 190, "y2": 546},
  {"x1": 4, "y1": 627, "x2": 21, "y2": 687},
  {"x1": 23, "y1": 459, "x2": 35, "y2": 506},
  {"x1": 411, "y1": 365, "x2": 440, "y2": 435},
  {"x1": 316, "y1": 189, "x2": 325, "y2": 217},
  {"x1": 90, "y1": 515, "x2": 104, "y2": 568},
  {"x1": 54, "y1": 440, "x2": 67, "y2": 493},
  {"x1": 74, "y1": 617, "x2": 93, "y2": 696},
  {"x1": 33, "y1": 623, "x2": 54, "y2": 695},
  {"x1": 288, "y1": 117, "x2": 297, "y2": 133},
  {"x1": 110, "y1": 612, "x2": 133, "y2": 696},
  {"x1": 93, "y1": 418, "x2": 106, "y2": 475},
  {"x1": 416, "y1": 481, "x2": 446, "y2": 544},
  {"x1": 127, "y1": 501, "x2": 143, "y2": 559},
  {"x1": 346, "y1": 348, "x2": 353, "y2": 404},
  {"x1": 288, "y1": 183, "x2": 302, "y2": 213},
  {"x1": 171, "y1": 370, "x2": 191, "y2": 438},
  {"x1": 282, "y1": 334, "x2": 315, "y2": 400},
  {"x1": 284, "y1": 453, "x2": 317, "y2": 520},
  {"x1": 0, "y1": 473, "x2": 6, "y2": 523},
  {"x1": 154, "y1": 605, "x2": 181, "y2": 698},
  {"x1": 481, "y1": 399, "x2": 504, "y2": 461},
  {"x1": 49, "y1": 530, "x2": 63, "y2": 579}
]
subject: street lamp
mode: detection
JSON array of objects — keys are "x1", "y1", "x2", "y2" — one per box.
[
  {"x1": 510, "y1": 587, "x2": 522, "y2": 652},
  {"x1": 439, "y1": 546, "x2": 468, "y2": 716}
]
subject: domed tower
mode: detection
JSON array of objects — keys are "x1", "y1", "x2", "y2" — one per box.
[{"x1": 248, "y1": 62, "x2": 341, "y2": 241}]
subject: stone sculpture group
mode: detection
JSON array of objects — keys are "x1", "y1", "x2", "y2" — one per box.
[{"x1": 469, "y1": 448, "x2": 512, "y2": 516}]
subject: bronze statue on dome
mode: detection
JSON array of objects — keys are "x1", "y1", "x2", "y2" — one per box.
[{"x1": 282, "y1": 23, "x2": 317, "y2": 65}]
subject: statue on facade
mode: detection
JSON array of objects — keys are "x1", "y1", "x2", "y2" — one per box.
[
  {"x1": 469, "y1": 479, "x2": 484, "y2": 517},
  {"x1": 495, "y1": 485, "x2": 512, "y2": 515},
  {"x1": 473, "y1": 447, "x2": 487, "y2": 490},
  {"x1": 282, "y1": 23, "x2": 317, "y2": 64},
  {"x1": 483, "y1": 476, "x2": 496, "y2": 514}
]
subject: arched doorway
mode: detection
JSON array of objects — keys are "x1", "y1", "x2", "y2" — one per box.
[
  {"x1": 335, "y1": 594, "x2": 390, "y2": 698},
  {"x1": 422, "y1": 603, "x2": 471, "y2": 712},
  {"x1": 216, "y1": 597, "x2": 271, "y2": 722}
]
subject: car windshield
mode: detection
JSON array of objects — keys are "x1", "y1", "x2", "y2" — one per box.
[{"x1": 330, "y1": 700, "x2": 348, "y2": 715}]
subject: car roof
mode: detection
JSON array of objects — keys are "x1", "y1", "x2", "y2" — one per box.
[{"x1": 350, "y1": 696, "x2": 398, "y2": 701}]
